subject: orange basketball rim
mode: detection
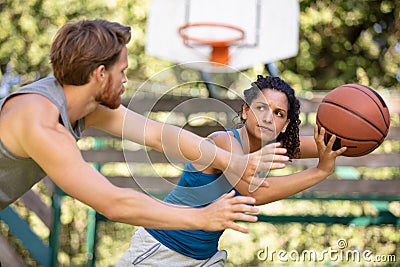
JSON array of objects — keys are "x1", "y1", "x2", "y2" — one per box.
[{"x1": 178, "y1": 22, "x2": 245, "y2": 65}]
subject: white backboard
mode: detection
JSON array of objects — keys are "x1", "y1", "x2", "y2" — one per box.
[{"x1": 146, "y1": 0, "x2": 299, "y2": 72}]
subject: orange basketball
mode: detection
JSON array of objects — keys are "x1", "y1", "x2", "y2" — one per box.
[{"x1": 316, "y1": 84, "x2": 390, "y2": 157}]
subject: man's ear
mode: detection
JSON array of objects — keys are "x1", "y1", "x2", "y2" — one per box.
[{"x1": 93, "y1": 65, "x2": 106, "y2": 82}]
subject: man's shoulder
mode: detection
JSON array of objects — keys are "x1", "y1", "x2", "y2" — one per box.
[
  {"x1": 0, "y1": 89, "x2": 61, "y2": 158},
  {"x1": 3, "y1": 93, "x2": 59, "y2": 122},
  {"x1": 19, "y1": 76, "x2": 58, "y2": 89},
  {"x1": 9, "y1": 76, "x2": 63, "y2": 114}
]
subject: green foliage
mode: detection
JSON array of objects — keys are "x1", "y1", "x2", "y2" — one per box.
[
  {"x1": 220, "y1": 221, "x2": 399, "y2": 266},
  {"x1": 279, "y1": 0, "x2": 400, "y2": 91},
  {"x1": 1, "y1": 0, "x2": 399, "y2": 92},
  {"x1": 94, "y1": 221, "x2": 135, "y2": 266},
  {"x1": 218, "y1": 200, "x2": 400, "y2": 267},
  {"x1": 0, "y1": 0, "x2": 111, "y2": 81}
]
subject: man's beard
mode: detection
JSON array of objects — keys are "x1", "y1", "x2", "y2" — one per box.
[{"x1": 96, "y1": 76, "x2": 121, "y2": 109}]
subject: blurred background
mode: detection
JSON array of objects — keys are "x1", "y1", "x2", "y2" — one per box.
[
  {"x1": 1, "y1": 0, "x2": 399, "y2": 95},
  {"x1": 0, "y1": 0, "x2": 399, "y2": 266}
]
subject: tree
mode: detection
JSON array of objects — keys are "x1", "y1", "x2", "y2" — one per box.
[
  {"x1": 279, "y1": 0, "x2": 400, "y2": 91},
  {"x1": 0, "y1": 0, "x2": 110, "y2": 86},
  {"x1": 0, "y1": 0, "x2": 398, "y2": 93}
]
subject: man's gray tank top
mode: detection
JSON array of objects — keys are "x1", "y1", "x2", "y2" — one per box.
[{"x1": 0, "y1": 76, "x2": 85, "y2": 210}]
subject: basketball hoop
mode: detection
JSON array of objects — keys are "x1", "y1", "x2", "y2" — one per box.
[{"x1": 178, "y1": 22, "x2": 245, "y2": 65}]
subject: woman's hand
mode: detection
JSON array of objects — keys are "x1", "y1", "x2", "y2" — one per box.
[{"x1": 315, "y1": 125, "x2": 347, "y2": 176}]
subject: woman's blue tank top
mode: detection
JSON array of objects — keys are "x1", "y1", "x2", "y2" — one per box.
[{"x1": 146, "y1": 128, "x2": 243, "y2": 260}]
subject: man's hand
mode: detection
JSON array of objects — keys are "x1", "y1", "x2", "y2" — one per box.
[
  {"x1": 224, "y1": 142, "x2": 289, "y2": 192},
  {"x1": 197, "y1": 190, "x2": 258, "y2": 233}
]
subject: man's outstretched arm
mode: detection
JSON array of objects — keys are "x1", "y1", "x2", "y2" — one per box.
[
  {"x1": 15, "y1": 96, "x2": 258, "y2": 232},
  {"x1": 86, "y1": 105, "x2": 289, "y2": 188}
]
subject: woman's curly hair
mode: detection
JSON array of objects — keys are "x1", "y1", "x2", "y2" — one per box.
[{"x1": 237, "y1": 75, "x2": 301, "y2": 159}]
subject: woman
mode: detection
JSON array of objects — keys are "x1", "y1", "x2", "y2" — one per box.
[{"x1": 118, "y1": 75, "x2": 347, "y2": 266}]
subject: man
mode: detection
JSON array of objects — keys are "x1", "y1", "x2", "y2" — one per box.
[{"x1": 0, "y1": 19, "x2": 289, "y2": 232}]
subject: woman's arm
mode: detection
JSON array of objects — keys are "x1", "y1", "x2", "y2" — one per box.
[
  {"x1": 299, "y1": 135, "x2": 318, "y2": 158},
  {"x1": 237, "y1": 126, "x2": 347, "y2": 205}
]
